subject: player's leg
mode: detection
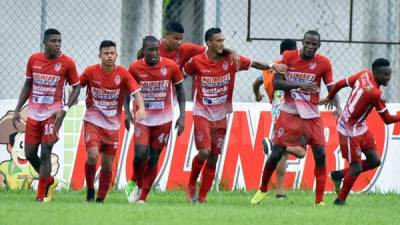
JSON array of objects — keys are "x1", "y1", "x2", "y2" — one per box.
[
  {"x1": 335, "y1": 160, "x2": 361, "y2": 205},
  {"x1": 24, "y1": 118, "x2": 42, "y2": 181},
  {"x1": 83, "y1": 122, "x2": 101, "y2": 202},
  {"x1": 198, "y1": 152, "x2": 218, "y2": 203},
  {"x1": 139, "y1": 122, "x2": 172, "y2": 202},
  {"x1": 311, "y1": 145, "x2": 326, "y2": 205},
  {"x1": 187, "y1": 116, "x2": 210, "y2": 203},
  {"x1": 275, "y1": 153, "x2": 288, "y2": 199},
  {"x1": 96, "y1": 150, "x2": 115, "y2": 203}
]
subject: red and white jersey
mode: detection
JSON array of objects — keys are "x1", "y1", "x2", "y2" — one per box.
[
  {"x1": 184, "y1": 53, "x2": 252, "y2": 121},
  {"x1": 80, "y1": 64, "x2": 140, "y2": 130},
  {"x1": 279, "y1": 50, "x2": 334, "y2": 119},
  {"x1": 334, "y1": 70, "x2": 387, "y2": 137},
  {"x1": 26, "y1": 52, "x2": 79, "y2": 121},
  {"x1": 160, "y1": 40, "x2": 206, "y2": 68},
  {"x1": 129, "y1": 57, "x2": 184, "y2": 126}
]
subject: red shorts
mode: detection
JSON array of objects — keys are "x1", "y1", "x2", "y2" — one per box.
[
  {"x1": 134, "y1": 122, "x2": 172, "y2": 150},
  {"x1": 273, "y1": 111, "x2": 325, "y2": 147},
  {"x1": 339, "y1": 130, "x2": 377, "y2": 164},
  {"x1": 193, "y1": 115, "x2": 227, "y2": 155},
  {"x1": 83, "y1": 122, "x2": 119, "y2": 155},
  {"x1": 25, "y1": 116, "x2": 59, "y2": 145}
]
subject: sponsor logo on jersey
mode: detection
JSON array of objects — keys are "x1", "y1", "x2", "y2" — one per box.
[{"x1": 202, "y1": 95, "x2": 227, "y2": 105}]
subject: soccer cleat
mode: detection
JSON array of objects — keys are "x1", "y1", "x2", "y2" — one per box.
[
  {"x1": 44, "y1": 177, "x2": 59, "y2": 202},
  {"x1": 315, "y1": 201, "x2": 326, "y2": 207},
  {"x1": 128, "y1": 186, "x2": 142, "y2": 203},
  {"x1": 275, "y1": 194, "x2": 286, "y2": 199},
  {"x1": 136, "y1": 200, "x2": 146, "y2": 204},
  {"x1": 36, "y1": 197, "x2": 44, "y2": 202},
  {"x1": 330, "y1": 171, "x2": 343, "y2": 194},
  {"x1": 95, "y1": 198, "x2": 104, "y2": 204},
  {"x1": 86, "y1": 188, "x2": 95, "y2": 202},
  {"x1": 186, "y1": 185, "x2": 198, "y2": 204},
  {"x1": 251, "y1": 190, "x2": 268, "y2": 205},
  {"x1": 125, "y1": 181, "x2": 136, "y2": 198},
  {"x1": 333, "y1": 198, "x2": 346, "y2": 206},
  {"x1": 262, "y1": 137, "x2": 272, "y2": 156}
]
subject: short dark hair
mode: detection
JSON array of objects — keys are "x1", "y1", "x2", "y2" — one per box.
[
  {"x1": 99, "y1": 40, "x2": 116, "y2": 52},
  {"x1": 142, "y1": 35, "x2": 159, "y2": 49},
  {"x1": 165, "y1": 21, "x2": 184, "y2": 34},
  {"x1": 303, "y1": 30, "x2": 320, "y2": 41},
  {"x1": 43, "y1": 28, "x2": 61, "y2": 42},
  {"x1": 9, "y1": 132, "x2": 18, "y2": 147},
  {"x1": 205, "y1": 27, "x2": 222, "y2": 42},
  {"x1": 372, "y1": 58, "x2": 390, "y2": 72},
  {"x1": 280, "y1": 39, "x2": 297, "y2": 55}
]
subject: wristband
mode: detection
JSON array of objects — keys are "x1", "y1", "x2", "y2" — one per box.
[{"x1": 62, "y1": 105, "x2": 70, "y2": 112}]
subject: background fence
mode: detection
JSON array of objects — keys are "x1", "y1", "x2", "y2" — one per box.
[{"x1": 1, "y1": 0, "x2": 399, "y2": 103}]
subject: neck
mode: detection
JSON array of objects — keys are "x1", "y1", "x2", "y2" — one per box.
[
  {"x1": 206, "y1": 49, "x2": 222, "y2": 61},
  {"x1": 101, "y1": 64, "x2": 115, "y2": 73},
  {"x1": 300, "y1": 50, "x2": 314, "y2": 60},
  {"x1": 44, "y1": 51, "x2": 59, "y2": 60}
]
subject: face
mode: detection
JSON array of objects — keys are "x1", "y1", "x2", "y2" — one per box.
[
  {"x1": 165, "y1": 32, "x2": 184, "y2": 50},
  {"x1": 374, "y1": 66, "x2": 392, "y2": 86},
  {"x1": 144, "y1": 41, "x2": 160, "y2": 65},
  {"x1": 99, "y1": 46, "x2": 117, "y2": 67},
  {"x1": 207, "y1": 32, "x2": 225, "y2": 54},
  {"x1": 10, "y1": 132, "x2": 29, "y2": 167},
  {"x1": 44, "y1": 34, "x2": 61, "y2": 58},
  {"x1": 301, "y1": 34, "x2": 320, "y2": 59}
]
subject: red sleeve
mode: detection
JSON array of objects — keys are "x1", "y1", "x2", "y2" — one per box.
[
  {"x1": 277, "y1": 50, "x2": 290, "y2": 65},
  {"x1": 322, "y1": 59, "x2": 334, "y2": 87},
  {"x1": 379, "y1": 111, "x2": 400, "y2": 124},
  {"x1": 26, "y1": 56, "x2": 33, "y2": 79},
  {"x1": 125, "y1": 72, "x2": 140, "y2": 95},
  {"x1": 79, "y1": 68, "x2": 89, "y2": 87},
  {"x1": 238, "y1": 55, "x2": 252, "y2": 71},
  {"x1": 171, "y1": 63, "x2": 184, "y2": 85},
  {"x1": 183, "y1": 57, "x2": 196, "y2": 76},
  {"x1": 327, "y1": 73, "x2": 361, "y2": 100},
  {"x1": 182, "y1": 43, "x2": 206, "y2": 58},
  {"x1": 372, "y1": 91, "x2": 387, "y2": 114},
  {"x1": 66, "y1": 59, "x2": 80, "y2": 86},
  {"x1": 128, "y1": 64, "x2": 138, "y2": 80}
]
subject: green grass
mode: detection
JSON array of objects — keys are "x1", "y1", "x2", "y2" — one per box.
[{"x1": 1, "y1": 190, "x2": 400, "y2": 225}]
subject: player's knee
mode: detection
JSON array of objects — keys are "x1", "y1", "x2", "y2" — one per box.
[
  {"x1": 87, "y1": 149, "x2": 98, "y2": 165},
  {"x1": 101, "y1": 160, "x2": 113, "y2": 172},
  {"x1": 371, "y1": 159, "x2": 381, "y2": 168},
  {"x1": 147, "y1": 152, "x2": 160, "y2": 168},
  {"x1": 134, "y1": 146, "x2": 148, "y2": 162},
  {"x1": 206, "y1": 154, "x2": 218, "y2": 167},
  {"x1": 198, "y1": 149, "x2": 210, "y2": 160},
  {"x1": 350, "y1": 163, "x2": 362, "y2": 176}
]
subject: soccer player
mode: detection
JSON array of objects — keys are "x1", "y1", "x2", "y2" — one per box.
[
  {"x1": 125, "y1": 36, "x2": 186, "y2": 204},
  {"x1": 81, "y1": 40, "x2": 145, "y2": 203},
  {"x1": 251, "y1": 30, "x2": 340, "y2": 206},
  {"x1": 320, "y1": 58, "x2": 400, "y2": 205},
  {"x1": 184, "y1": 27, "x2": 287, "y2": 203},
  {"x1": 12, "y1": 28, "x2": 81, "y2": 202},
  {"x1": 252, "y1": 39, "x2": 306, "y2": 199}
]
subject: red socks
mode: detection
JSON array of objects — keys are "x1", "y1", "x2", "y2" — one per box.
[
  {"x1": 259, "y1": 162, "x2": 275, "y2": 192},
  {"x1": 97, "y1": 169, "x2": 112, "y2": 200},
  {"x1": 139, "y1": 166, "x2": 158, "y2": 201},
  {"x1": 36, "y1": 176, "x2": 53, "y2": 200},
  {"x1": 188, "y1": 155, "x2": 206, "y2": 189},
  {"x1": 339, "y1": 160, "x2": 376, "y2": 178},
  {"x1": 338, "y1": 173, "x2": 358, "y2": 201},
  {"x1": 314, "y1": 166, "x2": 326, "y2": 204},
  {"x1": 198, "y1": 163, "x2": 216, "y2": 202},
  {"x1": 85, "y1": 162, "x2": 96, "y2": 189}
]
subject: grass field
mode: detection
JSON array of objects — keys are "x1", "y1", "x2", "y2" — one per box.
[{"x1": 1, "y1": 190, "x2": 400, "y2": 225}]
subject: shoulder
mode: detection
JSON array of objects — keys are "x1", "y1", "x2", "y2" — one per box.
[
  {"x1": 315, "y1": 53, "x2": 332, "y2": 65},
  {"x1": 181, "y1": 42, "x2": 202, "y2": 49},
  {"x1": 83, "y1": 64, "x2": 98, "y2": 73},
  {"x1": 161, "y1": 57, "x2": 179, "y2": 68},
  {"x1": 116, "y1": 66, "x2": 131, "y2": 76},
  {"x1": 60, "y1": 54, "x2": 76, "y2": 64}
]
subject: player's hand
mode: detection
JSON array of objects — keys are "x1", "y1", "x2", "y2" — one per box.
[
  {"x1": 12, "y1": 111, "x2": 22, "y2": 130},
  {"x1": 175, "y1": 115, "x2": 185, "y2": 136},
  {"x1": 135, "y1": 107, "x2": 145, "y2": 122},
  {"x1": 255, "y1": 94, "x2": 263, "y2": 102},
  {"x1": 125, "y1": 112, "x2": 134, "y2": 131},
  {"x1": 53, "y1": 110, "x2": 67, "y2": 131},
  {"x1": 298, "y1": 82, "x2": 319, "y2": 93},
  {"x1": 271, "y1": 63, "x2": 288, "y2": 74}
]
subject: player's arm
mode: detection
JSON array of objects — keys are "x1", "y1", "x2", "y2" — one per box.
[
  {"x1": 132, "y1": 91, "x2": 145, "y2": 121},
  {"x1": 175, "y1": 82, "x2": 186, "y2": 135},
  {"x1": 251, "y1": 61, "x2": 287, "y2": 74},
  {"x1": 252, "y1": 75, "x2": 264, "y2": 102},
  {"x1": 273, "y1": 72, "x2": 319, "y2": 92},
  {"x1": 372, "y1": 91, "x2": 400, "y2": 124},
  {"x1": 12, "y1": 78, "x2": 32, "y2": 129}
]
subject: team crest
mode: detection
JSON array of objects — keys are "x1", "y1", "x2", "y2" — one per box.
[
  {"x1": 160, "y1": 66, "x2": 167, "y2": 76},
  {"x1": 223, "y1": 61, "x2": 228, "y2": 71},
  {"x1": 309, "y1": 62, "x2": 317, "y2": 70},
  {"x1": 54, "y1": 63, "x2": 62, "y2": 72},
  {"x1": 380, "y1": 93, "x2": 386, "y2": 101},
  {"x1": 114, "y1": 75, "x2": 121, "y2": 85},
  {"x1": 197, "y1": 132, "x2": 203, "y2": 142}
]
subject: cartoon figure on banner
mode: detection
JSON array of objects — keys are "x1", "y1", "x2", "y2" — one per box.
[{"x1": 0, "y1": 106, "x2": 60, "y2": 191}]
